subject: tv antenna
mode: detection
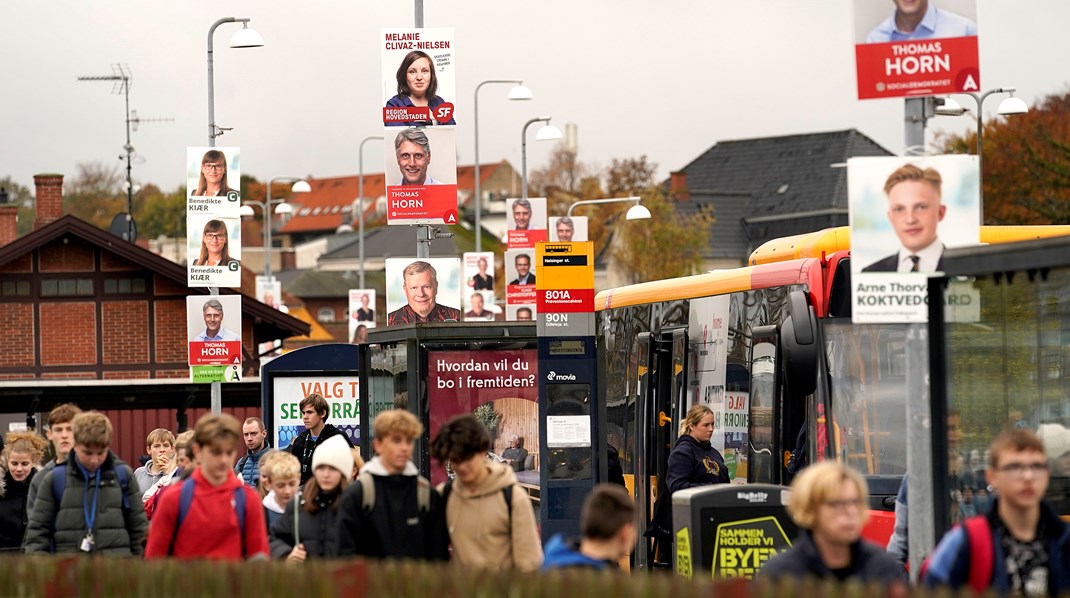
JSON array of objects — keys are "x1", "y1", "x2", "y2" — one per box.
[{"x1": 78, "y1": 64, "x2": 174, "y2": 242}]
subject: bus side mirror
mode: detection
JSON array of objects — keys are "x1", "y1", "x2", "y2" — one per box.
[{"x1": 781, "y1": 291, "x2": 817, "y2": 400}]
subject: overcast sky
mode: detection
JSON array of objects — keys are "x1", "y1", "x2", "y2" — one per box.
[{"x1": 3, "y1": 1, "x2": 1066, "y2": 194}]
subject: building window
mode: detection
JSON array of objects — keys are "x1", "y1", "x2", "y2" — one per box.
[
  {"x1": 317, "y1": 307, "x2": 336, "y2": 323},
  {"x1": 104, "y1": 277, "x2": 147, "y2": 295},
  {"x1": 41, "y1": 278, "x2": 94, "y2": 297},
  {"x1": 1, "y1": 280, "x2": 30, "y2": 296}
]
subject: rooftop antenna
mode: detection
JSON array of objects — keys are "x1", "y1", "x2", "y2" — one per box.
[{"x1": 78, "y1": 64, "x2": 174, "y2": 242}]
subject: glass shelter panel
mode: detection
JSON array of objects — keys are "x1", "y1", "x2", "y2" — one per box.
[{"x1": 942, "y1": 268, "x2": 1070, "y2": 522}]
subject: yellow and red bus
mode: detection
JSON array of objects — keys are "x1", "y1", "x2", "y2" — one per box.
[{"x1": 595, "y1": 225, "x2": 1070, "y2": 570}]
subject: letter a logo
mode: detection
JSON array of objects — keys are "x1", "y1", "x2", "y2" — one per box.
[{"x1": 962, "y1": 74, "x2": 978, "y2": 91}]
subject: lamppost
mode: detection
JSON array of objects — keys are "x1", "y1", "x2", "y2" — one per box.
[
  {"x1": 567, "y1": 196, "x2": 651, "y2": 220},
  {"x1": 239, "y1": 177, "x2": 310, "y2": 278},
  {"x1": 521, "y1": 117, "x2": 563, "y2": 202},
  {"x1": 358, "y1": 136, "x2": 384, "y2": 289},
  {"x1": 207, "y1": 17, "x2": 263, "y2": 146},
  {"x1": 474, "y1": 81, "x2": 533, "y2": 251},
  {"x1": 935, "y1": 87, "x2": 1028, "y2": 220}
]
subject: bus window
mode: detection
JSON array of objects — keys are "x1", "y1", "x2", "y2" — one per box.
[{"x1": 748, "y1": 326, "x2": 778, "y2": 484}]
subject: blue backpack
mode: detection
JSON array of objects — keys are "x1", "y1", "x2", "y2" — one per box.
[{"x1": 167, "y1": 476, "x2": 247, "y2": 556}]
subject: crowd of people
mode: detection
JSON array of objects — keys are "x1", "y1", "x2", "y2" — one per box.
[{"x1": 2, "y1": 396, "x2": 1067, "y2": 596}]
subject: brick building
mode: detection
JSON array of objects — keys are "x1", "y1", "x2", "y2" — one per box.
[{"x1": 0, "y1": 174, "x2": 309, "y2": 465}]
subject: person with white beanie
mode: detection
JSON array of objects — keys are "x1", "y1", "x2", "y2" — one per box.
[{"x1": 269, "y1": 434, "x2": 354, "y2": 561}]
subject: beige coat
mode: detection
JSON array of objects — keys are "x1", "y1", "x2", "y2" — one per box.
[{"x1": 443, "y1": 461, "x2": 542, "y2": 571}]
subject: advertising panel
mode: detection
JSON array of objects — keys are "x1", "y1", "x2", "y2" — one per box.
[
  {"x1": 505, "y1": 248, "x2": 537, "y2": 311},
  {"x1": 381, "y1": 28, "x2": 456, "y2": 127},
  {"x1": 852, "y1": 0, "x2": 980, "y2": 99},
  {"x1": 848, "y1": 155, "x2": 980, "y2": 323},
  {"x1": 348, "y1": 289, "x2": 377, "y2": 343},
  {"x1": 187, "y1": 147, "x2": 242, "y2": 288},
  {"x1": 272, "y1": 376, "x2": 360, "y2": 450},
  {"x1": 506, "y1": 197, "x2": 548, "y2": 248},
  {"x1": 549, "y1": 216, "x2": 588, "y2": 242}
]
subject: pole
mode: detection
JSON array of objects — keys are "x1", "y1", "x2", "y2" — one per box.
[
  {"x1": 414, "y1": 0, "x2": 423, "y2": 27},
  {"x1": 359, "y1": 137, "x2": 383, "y2": 289},
  {"x1": 903, "y1": 97, "x2": 928, "y2": 155},
  {"x1": 207, "y1": 18, "x2": 236, "y2": 147},
  {"x1": 123, "y1": 78, "x2": 134, "y2": 242},
  {"x1": 265, "y1": 180, "x2": 273, "y2": 279},
  {"x1": 521, "y1": 117, "x2": 548, "y2": 203}
]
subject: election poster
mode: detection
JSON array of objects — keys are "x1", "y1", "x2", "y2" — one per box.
[
  {"x1": 506, "y1": 197, "x2": 548, "y2": 249},
  {"x1": 349, "y1": 289, "x2": 377, "y2": 344},
  {"x1": 385, "y1": 258, "x2": 462, "y2": 326},
  {"x1": 187, "y1": 294, "x2": 242, "y2": 370},
  {"x1": 852, "y1": 0, "x2": 980, "y2": 99},
  {"x1": 272, "y1": 376, "x2": 360, "y2": 450},
  {"x1": 549, "y1": 216, "x2": 588, "y2": 242},
  {"x1": 462, "y1": 290, "x2": 496, "y2": 321},
  {"x1": 381, "y1": 28, "x2": 456, "y2": 127},
  {"x1": 848, "y1": 155, "x2": 980, "y2": 323},
  {"x1": 187, "y1": 146, "x2": 242, "y2": 288},
  {"x1": 507, "y1": 304, "x2": 536, "y2": 322},
  {"x1": 256, "y1": 276, "x2": 283, "y2": 310},
  {"x1": 463, "y1": 251, "x2": 496, "y2": 295},
  {"x1": 383, "y1": 126, "x2": 459, "y2": 225},
  {"x1": 505, "y1": 248, "x2": 537, "y2": 309}
]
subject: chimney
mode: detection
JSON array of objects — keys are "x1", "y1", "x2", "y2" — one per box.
[
  {"x1": 33, "y1": 174, "x2": 64, "y2": 230},
  {"x1": 0, "y1": 188, "x2": 17, "y2": 246},
  {"x1": 670, "y1": 171, "x2": 690, "y2": 202}
]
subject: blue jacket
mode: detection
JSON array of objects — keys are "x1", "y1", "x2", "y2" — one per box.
[
  {"x1": 922, "y1": 499, "x2": 1070, "y2": 593},
  {"x1": 666, "y1": 435, "x2": 729, "y2": 493},
  {"x1": 541, "y1": 534, "x2": 614, "y2": 571},
  {"x1": 235, "y1": 442, "x2": 271, "y2": 488}
]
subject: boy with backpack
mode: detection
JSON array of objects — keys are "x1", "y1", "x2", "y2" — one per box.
[
  {"x1": 337, "y1": 409, "x2": 448, "y2": 560},
  {"x1": 25, "y1": 403, "x2": 81, "y2": 515},
  {"x1": 923, "y1": 428, "x2": 1070, "y2": 595},
  {"x1": 24, "y1": 412, "x2": 147, "y2": 555},
  {"x1": 430, "y1": 414, "x2": 542, "y2": 571},
  {"x1": 144, "y1": 413, "x2": 269, "y2": 560}
]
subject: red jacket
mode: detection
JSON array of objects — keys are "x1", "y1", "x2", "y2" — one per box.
[{"x1": 144, "y1": 469, "x2": 268, "y2": 560}]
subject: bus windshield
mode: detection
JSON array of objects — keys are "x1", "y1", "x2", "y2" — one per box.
[{"x1": 822, "y1": 320, "x2": 910, "y2": 478}]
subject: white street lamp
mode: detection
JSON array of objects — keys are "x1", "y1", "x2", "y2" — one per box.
[
  {"x1": 207, "y1": 17, "x2": 263, "y2": 146},
  {"x1": 240, "y1": 177, "x2": 308, "y2": 279},
  {"x1": 521, "y1": 117, "x2": 562, "y2": 202},
  {"x1": 567, "y1": 196, "x2": 651, "y2": 221},
  {"x1": 473, "y1": 80, "x2": 532, "y2": 251}
]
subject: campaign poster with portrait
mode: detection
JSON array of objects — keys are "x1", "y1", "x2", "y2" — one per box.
[
  {"x1": 381, "y1": 28, "x2": 456, "y2": 127},
  {"x1": 852, "y1": 0, "x2": 980, "y2": 99},
  {"x1": 507, "y1": 304, "x2": 537, "y2": 322},
  {"x1": 348, "y1": 289, "x2": 377, "y2": 344},
  {"x1": 272, "y1": 376, "x2": 360, "y2": 450},
  {"x1": 505, "y1": 248, "x2": 537, "y2": 307},
  {"x1": 462, "y1": 290, "x2": 496, "y2": 321},
  {"x1": 549, "y1": 216, "x2": 588, "y2": 242},
  {"x1": 187, "y1": 146, "x2": 242, "y2": 288},
  {"x1": 463, "y1": 251, "x2": 495, "y2": 295},
  {"x1": 506, "y1": 197, "x2": 548, "y2": 249},
  {"x1": 255, "y1": 276, "x2": 283, "y2": 310},
  {"x1": 187, "y1": 294, "x2": 242, "y2": 368},
  {"x1": 383, "y1": 127, "x2": 459, "y2": 225},
  {"x1": 848, "y1": 155, "x2": 980, "y2": 323},
  {"x1": 385, "y1": 258, "x2": 462, "y2": 326}
]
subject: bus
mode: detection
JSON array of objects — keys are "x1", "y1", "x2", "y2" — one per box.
[{"x1": 595, "y1": 225, "x2": 1070, "y2": 570}]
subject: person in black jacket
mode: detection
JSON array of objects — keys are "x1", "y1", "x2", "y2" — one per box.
[
  {"x1": 758, "y1": 461, "x2": 906, "y2": 583},
  {"x1": 0, "y1": 432, "x2": 48, "y2": 552},
  {"x1": 270, "y1": 435, "x2": 353, "y2": 561},
  {"x1": 666, "y1": 404, "x2": 730, "y2": 493},
  {"x1": 336, "y1": 410, "x2": 449, "y2": 561},
  {"x1": 288, "y1": 393, "x2": 354, "y2": 484}
]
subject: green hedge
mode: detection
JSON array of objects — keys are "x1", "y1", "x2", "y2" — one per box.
[{"x1": 0, "y1": 558, "x2": 983, "y2": 598}]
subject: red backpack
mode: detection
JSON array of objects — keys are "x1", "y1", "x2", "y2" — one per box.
[{"x1": 920, "y1": 515, "x2": 994, "y2": 593}]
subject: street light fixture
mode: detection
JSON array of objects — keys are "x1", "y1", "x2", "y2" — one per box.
[
  {"x1": 521, "y1": 117, "x2": 562, "y2": 202},
  {"x1": 239, "y1": 177, "x2": 308, "y2": 279},
  {"x1": 358, "y1": 136, "x2": 384, "y2": 289},
  {"x1": 474, "y1": 80, "x2": 533, "y2": 252},
  {"x1": 207, "y1": 17, "x2": 263, "y2": 146},
  {"x1": 566, "y1": 196, "x2": 651, "y2": 220},
  {"x1": 935, "y1": 87, "x2": 1029, "y2": 220}
]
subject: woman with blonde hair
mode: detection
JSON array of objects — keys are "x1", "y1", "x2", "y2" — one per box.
[
  {"x1": 666, "y1": 403, "x2": 730, "y2": 493},
  {"x1": 759, "y1": 461, "x2": 905, "y2": 582},
  {"x1": 0, "y1": 432, "x2": 48, "y2": 551}
]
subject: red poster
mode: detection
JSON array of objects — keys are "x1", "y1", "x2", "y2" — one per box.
[
  {"x1": 188, "y1": 340, "x2": 242, "y2": 366},
  {"x1": 536, "y1": 288, "x2": 594, "y2": 313},
  {"x1": 855, "y1": 36, "x2": 980, "y2": 99},
  {"x1": 507, "y1": 283, "x2": 537, "y2": 305},
  {"x1": 385, "y1": 184, "x2": 459, "y2": 224},
  {"x1": 507, "y1": 229, "x2": 548, "y2": 249}
]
